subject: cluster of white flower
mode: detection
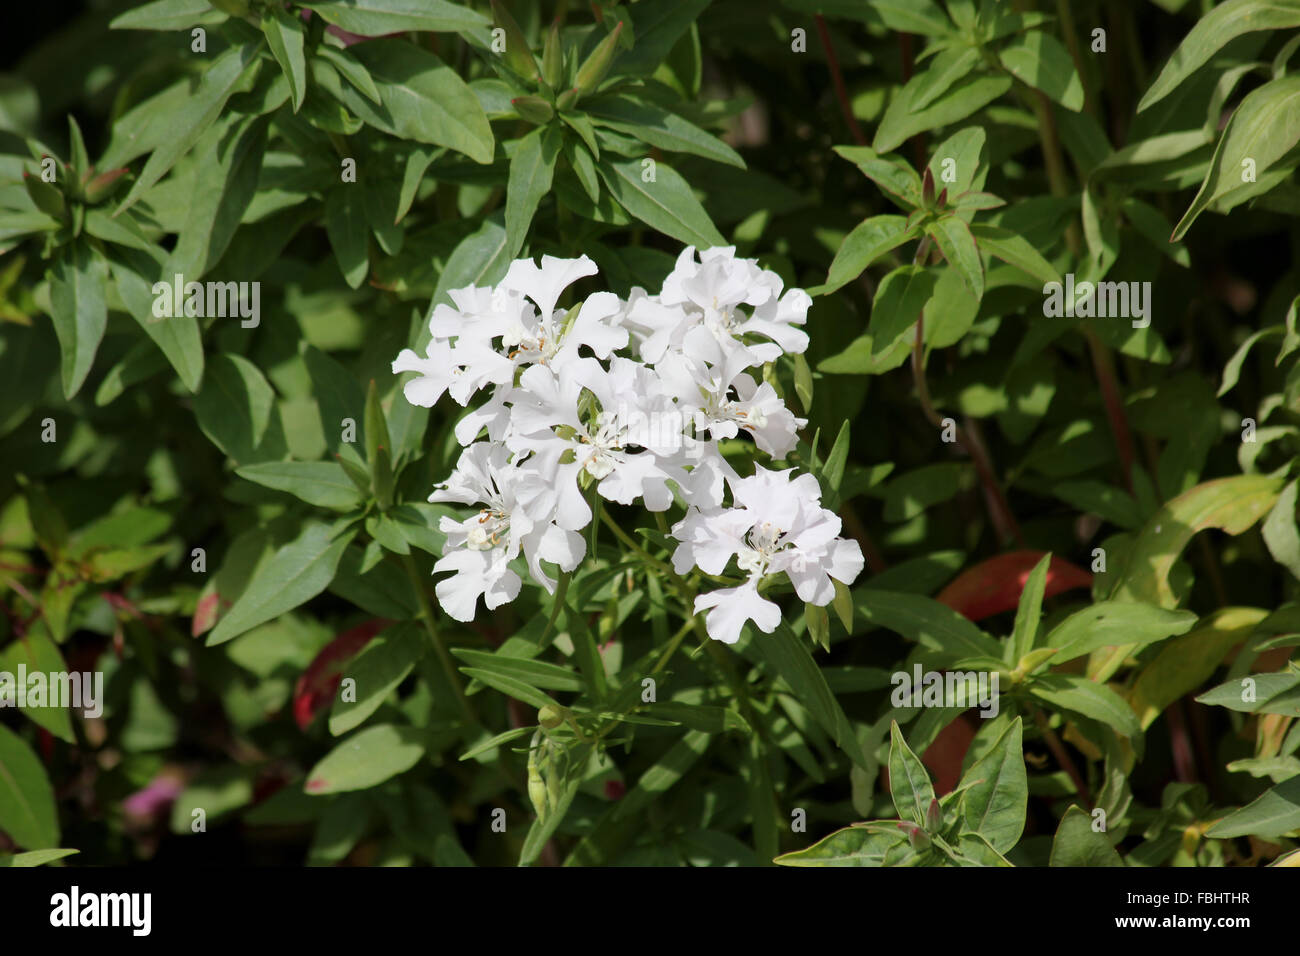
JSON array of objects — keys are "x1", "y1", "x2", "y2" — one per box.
[{"x1": 391, "y1": 246, "x2": 864, "y2": 643}]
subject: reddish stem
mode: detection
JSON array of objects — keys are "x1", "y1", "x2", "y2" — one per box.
[{"x1": 815, "y1": 15, "x2": 866, "y2": 146}]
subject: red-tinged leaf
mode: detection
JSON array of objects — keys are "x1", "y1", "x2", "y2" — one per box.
[
  {"x1": 922, "y1": 713, "x2": 976, "y2": 796},
  {"x1": 191, "y1": 591, "x2": 221, "y2": 637},
  {"x1": 292, "y1": 618, "x2": 390, "y2": 730},
  {"x1": 937, "y1": 551, "x2": 1092, "y2": 622}
]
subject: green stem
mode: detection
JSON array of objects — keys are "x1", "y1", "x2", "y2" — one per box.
[
  {"x1": 599, "y1": 507, "x2": 673, "y2": 576},
  {"x1": 400, "y1": 551, "x2": 476, "y2": 727},
  {"x1": 652, "y1": 618, "x2": 696, "y2": 675}
]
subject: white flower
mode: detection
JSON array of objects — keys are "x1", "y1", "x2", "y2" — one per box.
[
  {"x1": 429, "y1": 443, "x2": 584, "y2": 620},
  {"x1": 672, "y1": 466, "x2": 864, "y2": 642},
  {"x1": 648, "y1": 246, "x2": 809, "y2": 360},
  {"x1": 507, "y1": 357, "x2": 688, "y2": 522},
  {"x1": 391, "y1": 247, "x2": 834, "y2": 634},
  {"x1": 499, "y1": 256, "x2": 627, "y2": 368},
  {"x1": 656, "y1": 330, "x2": 805, "y2": 459},
  {"x1": 392, "y1": 255, "x2": 628, "y2": 415}
]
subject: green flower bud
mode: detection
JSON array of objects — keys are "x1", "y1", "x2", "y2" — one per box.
[
  {"x1": 556, "y1": 87, "x2": 580, "y2": 111},
  {"x1": 82, "y1": 168, "x2": 129, "y2": 205},
  {"x1": 541, "y1": 20, "x2": 564, "y2": 89},
  {"x1": 538, "y1": 704, "x2": 565, "y2": 729},
  {"x1": 925, "y1": 797, "x2": 942, "y2": 833},
  {"x1": 574, "y1": 20, "x2": 623, "y2": 98},
  {"x1": 512, "y1": 95, "x2": 555, "y2": 125},
  {"x1": 491, "y1": 0, "x2": 540, "y2": 82}
]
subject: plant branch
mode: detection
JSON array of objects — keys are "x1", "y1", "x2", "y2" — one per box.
[
  {"x1": 815, "y1": 15, "x2": 866, "y2": 146},
  {"x1": 910, "y1": 238, "x2": 1025, "y2": 546},
  {"x1": 1034, "y1": 706, "x2": 1093, "y2": 808},
  {"x1": 400, "y1": 551, "x2": 476, "y2": 728}
]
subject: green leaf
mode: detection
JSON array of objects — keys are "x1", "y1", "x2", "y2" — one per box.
[
  {"x1": 867, "y1": 265, "x2": 936, "y2": 355},
  {"x1": 48, "y1": 239, "x2": 108, "y2": 399},
  {"x1": 169, "y1": 766, "x2": 255, "y2": 832},
  {"x1": 459, "y1": 726, "x2": 535, "y2": 761},
  {"x1": 958, "y1": 717, "x2": 1027, "y2": 853},
  {"x1": 820, "y1": 215, "x2": 913, "y2": 294},
  {"x1": 650, "y1": 701, "x2": 751, "y2": 735},
  {"x1": 110, "y1": 0, "x2": 223, "y2": 30},
  {"x1": 0, "y1": 629, "x2": 75, "y2": 743},
  {"x1": 1121, "y1": 197, "x2": 1190, "y2": 267},
  {"x1": 911, "y1": 46, "x2": 982, "y2": 112},
  {"x1": 833, "y1": 145, "x2": 921, "y2": 207},
  {"x1": 208, "y1": 521, "x2": 356, "y2": 646},
  {"x1": 863, "y1": 0, "x2": 952, "y2": 35},
  {"x1": 928, "y1": 216, "x2": 983, "y2": 299},
  {"x1": 459, "y1": 668, "x2": 562, "y2": 712},
  {"x1": 317, "y1": 45, "x2": 382, "y2": 106},
  {"x1": 1205, "y1": 776, "x2": 1300, "y2": 840},
  {"x1": 164, "y1": 113, "x2": 268, "y2": 281},
  {"x1": 262, "y1": 5, "x2": 307, "y2": 112},
  {"x1": 193, "y1": 353, "x2": 283, "y2": 464},
  {"x1": 326, "y1": 187, "x2": 369, "y2": 289},
  {"x1": 969, "y1": 222, "x2": 1061, "y2": 285},
  {"x1": 1109, "y1": 475, "x2": 1284, "y2": 608},
  {"x1": 299, "y1": 0, "x2": 489, "y2": 35},
  {"x1": 453, "y1": 649, "x2": 585, "y2": 693},
  {"x1": 749, "y1": 623, "x2": 870, "y2": 768},
  {"x1": 1009, "y1": 553, "x2": 1050, "y2": 663},
  {"x1": 116, "y1": 42, "x2": 263, "y2": 215},
  {"x1": 304, "y1": 723, "x2": 427, "y2": 794},
  {"x1": 0, "y1": 848, "x2": 79, "y2": 867},
  {"x1": 774, "y1": 825, "x2": 907, "y2": 866},
  {"x1": 1044, "y1": 602, "x2": 1198, "y2": 665},
  {"x1": 505, "y1": 125, "x2": 562, "y2": 260},
  {"x1": 334, "y1": 39, "x2": 494, "y2": 164},
  {"x1": 1197, "y1": 672, "x2": 1300, "y2": 716},
  {"x1": 1219, "y1": 326, "x2": 1282, "y2": 398},
  {"x1": 855, "y1": 589, "x2": 1002, "y2": 659},
  {"x1": 235, "y1": 462, "x2": 363, "y2": 511},
  {"x1": 874, "y1": 74, "x2": 1011, "y2": 154},
  {"x1": 0, "y1": 724, "x2": 59, "y2": 850},
  {"x1": 1049, "y1": 805, "x2": 1123, "y2": 866},
  {"x1": 586, "y1": 94, "x2": 744, "y2": 168},
  {"x1": 1138, "y1": 0, "x2": 1300, "y2": 111},
  {"x1": 1173, "y1": 76, "x2": 1300, "y2": 240},
  {"x1": 997, "y1": 30, "x2": 1084, "y2": 111},
  {"x1": 613, "y1": 0, "x2": 711, "y2": 76},
  {"x1": 822, "y1": 420, "x2": 851, "y2": 493},
  {"x1": 1127, "y1": 608, "x2": 1267, "y2": 730},
  {"x1": 597, "y1": 157, "x2": 724, "y2": 249},
  {"x1": 1264, "y1": 479, "x2": 1300, "y2": 581},
  {"x1": 329, "y1": 623, "x2": 426, "y2": 735},
  {"x1": 805, "y1": 601, "x2": 830, "y2": 651},
  {"x1": 888, "y1": 721, "x2": 935, "y2": 826},
  {"x1": 1030, "y1": 674, "x2": 1141, "y2": 739}
]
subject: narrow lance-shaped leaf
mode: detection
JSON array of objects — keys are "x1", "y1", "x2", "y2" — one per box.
[
  {"x1": 262, "y1": 5, "x2": 307, "y2": 112},
  {"x1": 115, "y1": 42, "x2": 263, "y2": 215},
  {"x1": 1173, "y1": 76, "x2": 1300, "y2": 241},
  {"x1": 597, "y1": 157, "x2": 724, "y2": 249},
  {"x1": 888, "y1": 721, "x2": 935, "y2": 827},
  {"x1": 505, "y1": 124, "x2": 561, "y2": 260},
  {"x1": 208, "y1": 521, "x2": 357, "y2": 646},
  {"x1": 48, "y1": 239, "x2": 108, "y2": 399},
  {"x1": 1008, "y1": 553, "x2": 1050, "y2": 663},
  {"x1": 1138, "y1": 0, "x2": 1300, "y2": 111}
]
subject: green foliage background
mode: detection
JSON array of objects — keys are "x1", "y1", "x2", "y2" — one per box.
[{"x1": 1, "y1": 0, "x2": 1299, "y2": 867}]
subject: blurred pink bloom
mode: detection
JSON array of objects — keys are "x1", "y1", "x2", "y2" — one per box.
[{"x1": 122, "y1": 776, "x2": 183, "y2": 820}]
